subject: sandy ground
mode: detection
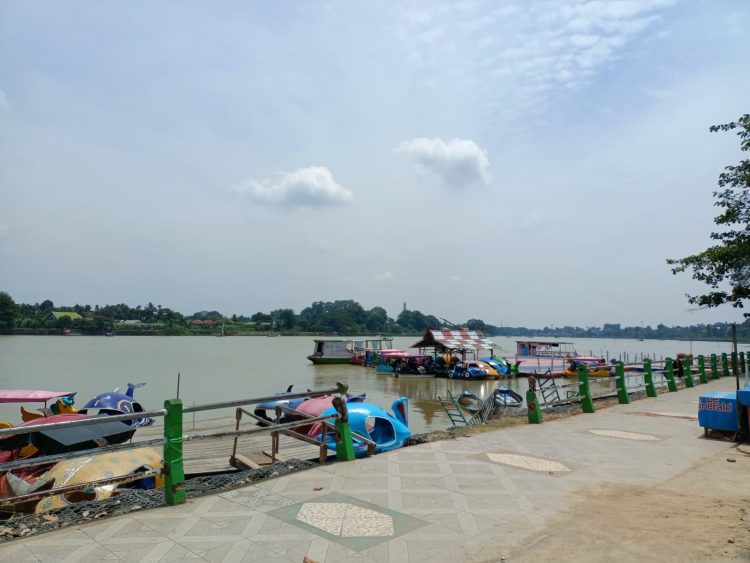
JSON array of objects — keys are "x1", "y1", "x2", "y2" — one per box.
[{"x1": 486, "y1": 445, "x2": 750, "y2": 562}]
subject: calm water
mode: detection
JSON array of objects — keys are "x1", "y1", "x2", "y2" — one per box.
[{"x1": 0, "y1": 335, "x2": 746, "y2": 433}]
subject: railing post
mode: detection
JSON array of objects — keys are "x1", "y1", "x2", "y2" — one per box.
[
  {"x1": 615, "y1": 362, "x2": 629, "y2": 404},
  {"x1": 740, "y1": 352, "x2": 746, "y2": 379},
  {"x1": 578, "y1": 364, "x2": 595, "y2": 413},
  {"x1": 526, "y1": 377, "x2": 543, "y2": 424},
  {"x1": 731, "y1": 352, "x2": 739, "y2": 377},
  {"x1": 721, "y1": 353, "x2": 730, "y2": 377},
  {"x1": 332, "y1": 397, "x2": 355, "y2": 461},
  {"x1": 644, "y1": 358, "x2": 657, "y2": 397},
  {"x1": 684, "y1": 356, "x2": 695, "y2": 388},
  {"x1": 698, "y1": 355, "x2": 708, "y2": 384},
  {"x1": 163, "y1": 398, "x2": 186, "y2": 506},
  {"x1": 710, "y1": 354, "x2": 719, "y2": 380},
  {"x1": 664, "y1": 358, "x2": 678, "y2": 392}
]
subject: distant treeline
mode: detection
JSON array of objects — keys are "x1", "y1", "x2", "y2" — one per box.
[{"x1": 0, "y1": 293, "x2": 748, "y2": 341}]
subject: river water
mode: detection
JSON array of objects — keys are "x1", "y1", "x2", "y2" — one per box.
[{"x1": 0, "y1": 335, "x2": 746, "y2": 433}]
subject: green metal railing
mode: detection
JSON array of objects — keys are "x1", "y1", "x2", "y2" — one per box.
[{"x1": 0, "y1": 387, "x2": 353, "y2": 509}]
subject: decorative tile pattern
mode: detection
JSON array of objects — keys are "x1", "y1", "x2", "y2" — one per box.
[
  {"x1": 485, "y1": 453, "x2": 571, "y2": 473},
  {"x1": 589, "y1": 429, "x2": 660, "y2": 441},
  {"x1": 268, "y1": 492, "x2": 427, "y2": 550}
]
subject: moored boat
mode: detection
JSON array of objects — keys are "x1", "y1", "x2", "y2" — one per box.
[
  {"x1": 307, "y1": 339, "x2": 355, "y2": 364},
  {"x1": 316, "y1": 397, "x2": 410, "y2": 456}
]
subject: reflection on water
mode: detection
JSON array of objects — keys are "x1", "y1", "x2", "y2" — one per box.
[{"x1": 0, "y1": 335, "x2": 743, "y2": 434}]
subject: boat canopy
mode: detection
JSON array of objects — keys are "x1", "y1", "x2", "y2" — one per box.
[
  {"x1": 411, "y1": 329, "x2": 496, "y2": 352},
  {"x1": 515, "y1": 340, "x2": 575, "y2": 356},
  {"x1": 0, "y1": 390, "x2": 75, "y2": 403}
]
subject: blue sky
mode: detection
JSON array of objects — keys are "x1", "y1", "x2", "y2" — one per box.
[{"x1": 1, "y1": 1, "x2": 749, "y2": 327}]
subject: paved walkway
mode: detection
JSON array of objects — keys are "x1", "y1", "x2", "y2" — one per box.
[{"x1": 0, "y1": 378, "x2": 740, "y2": 562}]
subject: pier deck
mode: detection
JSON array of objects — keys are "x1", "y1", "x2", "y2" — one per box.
[{"x1": 134, "y1": 416, "x2": 324, "y2": 474}]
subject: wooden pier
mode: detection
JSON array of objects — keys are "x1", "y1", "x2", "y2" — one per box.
[{"x1": 134, "y1": 416, "x2": 324, "y2": 475}]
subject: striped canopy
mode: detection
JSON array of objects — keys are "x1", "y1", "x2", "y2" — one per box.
[{"x1": 411, "y1": 329, "x2": 496, "y2": 352}]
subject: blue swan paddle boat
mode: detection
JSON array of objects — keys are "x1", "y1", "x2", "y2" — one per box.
[{"x1": 316, "y1": 397, "x2": 411, "y2": 457}]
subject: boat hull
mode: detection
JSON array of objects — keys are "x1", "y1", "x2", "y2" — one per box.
[{"x1": 307, "y1": 356, "x2": 353, "y2": 365}]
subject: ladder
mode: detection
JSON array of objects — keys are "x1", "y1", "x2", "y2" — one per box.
[
  {"x1": 438, "y1": 391, "x2": 469, "y2": 426},
  {"x1": 469, "y1": 394, "x2": 497, "y2": 425},
  {"x1": 536, "y1": 374, "x2": 561, "y2": 405}
]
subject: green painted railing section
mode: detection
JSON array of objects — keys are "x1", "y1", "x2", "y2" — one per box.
[
  {"x1": 644, "y1": 358, "x2": 657, "y2": 397},
  {"x1": 578, "y1": 365, "x2": 595, "y2": 413},
  {"x1": 721, "y1": 353, "x2": 730, "y2": 377},
  {"x1": 741, "y1": 352, "x2": 746, "y2": 377},
  {"x1": 710, "y1": 354, "x2": 719, "y2": 380},
  {"x1": 731, "y1": 352, "x2": 739, "y2": 377},
  {"x1": 664, "y1": 358, "x2": 678, "y2": 392},
  {"x1": 615, "y1": 362, "x2": 629, "y2": 404},
  {"x1": 698, "y1": 355, "x2": 709, "y2": 384},
  {"x1": 163, "y1": 398, "x2": 186, "y2": 506},
  {"x1": 683, "y1": 356, "x2": 695, "y2": 388},
  {"x1": 526, "y1": 382, "x2": 543, "y2": 424}
]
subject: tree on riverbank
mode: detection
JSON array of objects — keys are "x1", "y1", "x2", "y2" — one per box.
[
  {"x1": 0, "y1": 292, "x2": 20, "y2": 332},
  {"x1": 668, "y1": 114, "x2": 750, "y2": 315}
]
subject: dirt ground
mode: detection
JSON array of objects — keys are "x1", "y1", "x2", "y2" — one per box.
[{"x1": 494, "y1": 445, "x2": 750, "y2": 562}]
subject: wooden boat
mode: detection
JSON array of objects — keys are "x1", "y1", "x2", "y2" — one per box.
[{"x1": 307, "y1": 339, "x2": 355, "y2": 364}]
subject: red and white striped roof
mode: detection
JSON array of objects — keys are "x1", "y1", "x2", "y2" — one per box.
[{"x1": 411, "y1": 329, "x2": 496, "y2": 351}]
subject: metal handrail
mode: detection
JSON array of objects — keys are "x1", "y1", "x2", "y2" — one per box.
[
  {"x1": 183, "y1": 388, "x2": 338, "y2": 414},
  {"x1": 0, "y1": 438, "x2": 164, "y2": 472},
  {"x1": 0, "y1": 410, "x2": 167, "y2": 437},
  {"x1": 182, "y1": 414, "x2": 337, "y2": 442}
]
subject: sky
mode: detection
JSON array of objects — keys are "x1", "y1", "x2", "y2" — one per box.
[{"x1": 1, "y1": 0, "x2": 749, "y2": 328}]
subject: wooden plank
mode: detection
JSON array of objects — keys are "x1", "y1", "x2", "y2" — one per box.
[
  {"x1": 230, "y1": 453, "x2": 262, "y2": 470},
  {"x1": 133, "y1": 416, "x2": 325, "y2": 473}
]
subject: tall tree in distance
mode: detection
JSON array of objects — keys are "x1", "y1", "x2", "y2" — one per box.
[
  {"x1": 0, "y1": 292, "x2": 20, "y2": 332},
  {"x1": 668, "y1": 114, "x2": 750, "y2": 315}
]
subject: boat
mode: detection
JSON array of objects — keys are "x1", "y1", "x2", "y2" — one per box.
[
  {"x1": 494, "y1": 386, "x2": 523, "y2": 407},
  {"x1": 375, "y1": 352, "x2": 435, "y2": 377},
  {"x1": 508, "y1": 340, "x2": 576, "y2": 374},
  {"x1": 563, "y1": 357, "x2": 611, "y2": 378},
  {"x1": 307, "y1": 339, "x2": 355, "y2": 364},
  {"x1": 350, "y1": 336, "x2": 394, "y2": 365},
  {"x1": 456, "y1": 387, "x2": 524, "y2": 413},
  {"x1": 448, "y1": 361, "x2": 489, "y2": 380},
  {"x1": 253, "y1": 385, "x2": 308, "y2": 424},
  {"x1": 479, "y1": 357, "x2": 513, "y2": 376},
  {"x1": 315, "y1": 397, "x2": 410, "y2": 456},
  {"x1": 78, "y1": 383, "x2": 154, "y2": 427},
  {"x1": 0, "y1": 390, "x2": 78, "y2": 424}
]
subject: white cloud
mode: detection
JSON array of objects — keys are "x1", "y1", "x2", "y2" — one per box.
[
  {"x1": 231, "y1": 166, "x2": 353, "y2": 207},
  {"x1": 395, "y1": 137, "x2": 490, "y2": 188},
  {"x1": 395, "y1": 0, "x2": 678, "y2": 127},
  {"x1": 375, "y1": 271, "x2": 394, "y2": 282}
]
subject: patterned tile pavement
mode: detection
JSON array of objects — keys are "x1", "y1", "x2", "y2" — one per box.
[{"x1": 0, "y1": 378, "x2": 737, "y2": 562}]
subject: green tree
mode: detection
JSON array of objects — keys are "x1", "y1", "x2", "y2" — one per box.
[
  {"x1": 668, "y1": 114, "x2": 750, "y2": 314},
  {"x1": 0, "y1": 292, "x2": 20, "y2": 331}
]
